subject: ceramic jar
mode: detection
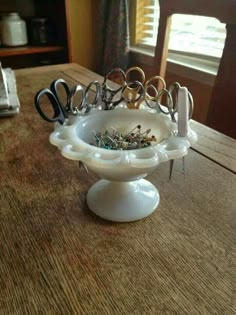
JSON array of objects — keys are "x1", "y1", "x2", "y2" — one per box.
[{"x1": 1, "y1": 12, "x2": 28, "y2": 46}]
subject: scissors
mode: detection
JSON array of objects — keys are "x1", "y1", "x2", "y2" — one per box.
[
  {"x1": 145, "y1": 81, "x2": 193, "y2": 122},
  {"x1": 101, "y1": 66, "x2": 145, "y2": 109},
  {"x1": 34, "y1": 78, "x2": 84, "y2": 125},
  {"x1": 144, "y1": 75, "x2": 167, "y2": 111},
  {"x1": 158, "y1": 83, "x2": 194, "y2": 122},
  {"x1": 110, "y1": 80, "x2": 145, "y2": 109},
  {"x1": 124, "y1": 67, "x2": 145, "y2": 109},
  {"x1": 125, "y1": 66, "x2": 145, "y2": 84},
  {"x1": 144, "y1": 75, "x2": 166, "y2": 100},
  {"x1": 101, "y1": 68, "x2": 126, "y2": 110},
  {"x1": 77, "y1": 80, "x2": 101, "y2": 114}
]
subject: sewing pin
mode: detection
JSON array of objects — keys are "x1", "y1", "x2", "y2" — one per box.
[
  {"x1": 141, "y1": 128, "x2": 151, "y2": 135},
  {"x1": 182, "y1": 156, "x2": 185, "y2": 176},
  {"x1": 79, "y1": 161, "x2": 88, "y2": 173},
  {"x1": 127, "y1": 125, "x2": 141, "y2": 136},
  {"x1": 107, "y1": 135, "x2": 118, "y2": 149}
]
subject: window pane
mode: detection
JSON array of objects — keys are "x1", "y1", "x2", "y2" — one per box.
[
  {"x1": 135, "y1": 0, "x2": 226, "y2": 58},
  {"x1": 140, "y1": 0, "x2": 160, "y2": 45},
  {"x1": 169, "y1": 15, "x2": 226, "y2": 58}
]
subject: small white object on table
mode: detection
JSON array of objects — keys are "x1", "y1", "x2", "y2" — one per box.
[{"x1": 0, "y1": 63, "x2": 20, "y2": 117}]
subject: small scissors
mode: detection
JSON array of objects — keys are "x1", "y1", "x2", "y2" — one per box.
[
  {"x1": 124, "y1": 67, "x2": 145, "y2": 109},
  {"x1": 34, "y1": 78, "x2": 84, "y2": 125},
  {"x1": 144, "y1": 75, "x2": 166, "y2": 101},
  {"x1": 157, "y1": 82, "x2": 180, "y2": 122},
  {"x1": 101, "y1": 66, "x2": 145, "y2": 109},
  {"x1": 77, "y1": 80, "x2": 101, "y2": 114},
  {"x1": 111, "y1": 80, "x2": 145, "y2": 109},
  {"x1": 101, "y1": 68, "x2": 126, "y2": 110},
  {"x1": 145, "y1": 81, "x2": 193, "y2": 122},
  {"x1": 144, "y1": 75, "x2": 167, "y2": 111}
]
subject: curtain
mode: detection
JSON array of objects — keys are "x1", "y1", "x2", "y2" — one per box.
[{"x1": 95, "y1": 0, "x2": 130, "y2": 75}]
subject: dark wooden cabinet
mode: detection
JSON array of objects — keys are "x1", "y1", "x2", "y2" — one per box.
[{"x1": 0, "y1": 0, "x2": 70, "y2": 69}]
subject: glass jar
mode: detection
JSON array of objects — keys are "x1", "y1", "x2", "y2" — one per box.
[
  {"x1": 30, "y1": 18, "x2": 50, "y2": 45},
  {"x1": 1, "y1": 12, "x2": 28, "y2": 46}
]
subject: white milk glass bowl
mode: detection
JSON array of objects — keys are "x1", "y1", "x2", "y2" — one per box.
[{"x1": 50, "y1": 108, "x2": 197, "y2": 222}]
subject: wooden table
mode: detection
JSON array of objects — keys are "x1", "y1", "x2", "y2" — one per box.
[{"x1": 0, "y1": 63, "x2": 235, "y2": 315}]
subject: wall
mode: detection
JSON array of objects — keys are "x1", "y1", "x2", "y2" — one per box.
[
  {"x1": 165, "y1": 72, "x2": 213, "y2": 124},
  {"x1": 0, "y1": 0, "x2": 35, "y2": 17},
  {"x1": 66, "y1": 0, "x2": 96, "y2": 70}
]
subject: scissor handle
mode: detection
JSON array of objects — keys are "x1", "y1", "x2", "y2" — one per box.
[
  {"x1": 85, "y1": 81, "x2": 100, "y2": 105},
  {"x1": 111, "y1": 80, "x2": 144, "y2": 108},
  {"x1": 50, "y1": 79, "x2": 71, "y2": 115},
  {"x1": 166, "y1": 82, "x2": 194, "y2": 120},
  {"x1": 78, "y1": 80, "x2": 100, "y2": 113},
  {"x1": 125, "y1": 66, "x2": 145, "y2": 85},
  {"x1": 69, "y1": 84, "x2": 84, "y2": 115},
  {"x1": 145, "y1": 76, "x2": 166, "y2": 99},
  {"x1": 157, "y1": 88, "x2": 177, "y2": 122},
  {"x1": 144, "y1": 84, "x2": 159, "y2": 108},
  {"x1": 168, "y1": 82, "x2": 181, "y2": 94},
  {"x1": 122, "y1": 80, "x2": 144, "y2": 103},
  {"x1": 34, "y1": 88, "x2": 66, "y2": 125},
  {"x1": 103, "y1": 68, "x2": 126, "y2": 93}
]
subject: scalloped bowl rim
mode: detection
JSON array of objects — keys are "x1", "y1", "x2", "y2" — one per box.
[{"x1": 49, "y1": 108, "x2": 197, "y2": 168}]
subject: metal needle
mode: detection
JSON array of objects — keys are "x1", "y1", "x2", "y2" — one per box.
[
  {"x1": 79, "y1": 161, "x2": 88, "y2": 173},
  {"x1": 169, "y1": 157, "x2": 186, "y2": 180},
  {"x1": 169, "y1": 159, "x2": 174, "y2": 180},
  {"x1": 182, "y1": 156, "x2": 185, "y2": 176}
]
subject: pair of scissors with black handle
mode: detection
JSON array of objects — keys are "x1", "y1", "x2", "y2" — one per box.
[{"x1": 34, "y1": 78, "x2": 83, "y2": 125}]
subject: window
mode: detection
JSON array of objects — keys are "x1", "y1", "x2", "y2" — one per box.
[{"x1": 131, "y1": 0, "x2": 226, "y2": 73}]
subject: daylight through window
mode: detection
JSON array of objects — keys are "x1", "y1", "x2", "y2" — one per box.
[{"x1": 135, "y1": 0, "x2": 226, "y2": 59}]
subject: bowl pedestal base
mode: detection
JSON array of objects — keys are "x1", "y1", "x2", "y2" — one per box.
[{"x1": 87, "y1": 179, "x2": 159, "y2": 222}]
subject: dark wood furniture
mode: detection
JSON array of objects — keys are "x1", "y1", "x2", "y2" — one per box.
[
  {"x1": 154, "y1": 0, "x2": 236, "y2": 138},
  {"x1": 0, "y1": 63, "x2": 235, "y2": 314},
  {"x1": 0, "y1": 0, "x2": 70, "y2": 69}
]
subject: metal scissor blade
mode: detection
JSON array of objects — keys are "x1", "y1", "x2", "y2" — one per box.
[
  {"x1": 169, "y1": 157, "x2": 186, "y2": 180},
  {"x1": 169, "y1": 159, "x2": 174, "y2": 180}
]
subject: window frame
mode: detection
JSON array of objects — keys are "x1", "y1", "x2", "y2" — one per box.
[{"x1": 129, "y1": 0, "x2": 224, "y2": 76}]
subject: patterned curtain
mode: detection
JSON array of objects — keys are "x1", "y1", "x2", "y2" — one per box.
[{"x1": 95, "y1": 0, "x2": 130, "y2": 75}]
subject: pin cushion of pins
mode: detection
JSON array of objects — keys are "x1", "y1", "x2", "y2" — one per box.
[
  {"x1": 50, "y1": 108, "x2": 197, "y2": 222},
  {"x1": 34, "y1": 64, "x2": 197, "y2": 222},
  {"x1": 92, "y1": 125, "x2": 157, "y2": 150}
]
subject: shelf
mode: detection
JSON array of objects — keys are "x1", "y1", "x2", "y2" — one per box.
[{"x1": 0, "y1": 46, "x2": 64, "y2": 58}]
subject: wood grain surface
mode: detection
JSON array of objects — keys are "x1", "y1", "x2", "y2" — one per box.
[
  {"x1": 0, "y1": 46, "x2": 64, "y2": 58},
  {"x1": 190, "y1": 120, "x2": 236, "y2": 174},
  {"x1": 0, "y1": 64, "x2": 235, "y2": 315}
]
